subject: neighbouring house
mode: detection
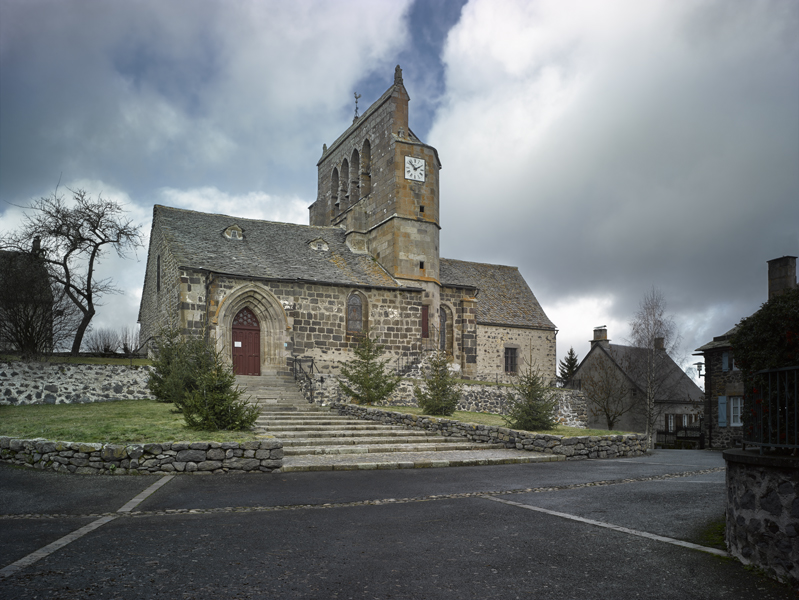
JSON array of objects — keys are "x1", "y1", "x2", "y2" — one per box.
[
  {"x1": 0, "y1": 239, "x2": 54, "y2": 354},
  {"x1": 138, "y1": 66, "x2": 557, "y2": 381},
  {"x1": 694, "y1": 256, "x2": 797, "y2": 449},
  {"x1": 574, "y1": 327, "x2": 704, "y2": 434}
]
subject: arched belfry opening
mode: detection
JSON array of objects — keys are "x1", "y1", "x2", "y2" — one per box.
[
  {"x1": 360, "y1": 139, "x2": 371, "y2": 197},
  {"x1": 340, "y1": 159, "x2": 350, "y2": 207},
  {"x1": 350, "y1": 148, "x2": 360, "y2": 203},
  {"x1": 218, "y1": 284, "x2": 288, "y2": 373},
  {"x1": 331, "y1": 167, "x2": 339, "y2": 209}
]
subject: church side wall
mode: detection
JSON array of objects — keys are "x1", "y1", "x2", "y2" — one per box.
[
  {"x1": 179, "y1": 273, "x2": 425, "y2": 373},
  {"x1": 138, "y1": 225, "x2": 180, "y2": 348},
  {"x1": 475, "y1": 324, "x2": 556, "y2": 383}
]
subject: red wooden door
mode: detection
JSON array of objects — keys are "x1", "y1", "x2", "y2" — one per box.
[{"x1": 232, "y1": 307, "x2": 260, "y2": 375}]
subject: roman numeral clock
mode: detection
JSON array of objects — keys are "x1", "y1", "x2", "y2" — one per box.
[{"x1": 404, "y1": 156, "x2": 425, "y2": 182}]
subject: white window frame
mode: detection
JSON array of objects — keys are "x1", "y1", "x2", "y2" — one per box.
[{"x1": 730, "y1": 396, "x2": 743, "y2": 427}]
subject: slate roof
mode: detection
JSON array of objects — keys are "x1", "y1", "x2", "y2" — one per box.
[
  {"x1": 695, "y1": 325, "x2": 738, "y2": 353},
  {"x1": 439, "y1": 258, "x2": 556, "y2": 330},
  {"x1": 583, "y1": 342, "x2": 704, "y2": 403},
  {"x1": 153, "y1": 205, "x2": 401, "y2": 289}
]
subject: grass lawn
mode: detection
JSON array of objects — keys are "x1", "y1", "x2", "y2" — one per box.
[
  {"x1": 377, "y1": 405, "x2": 634, "y2": 437},
  {"x1": 0, "y1": 399, "x2": 260, "y2": 445}
]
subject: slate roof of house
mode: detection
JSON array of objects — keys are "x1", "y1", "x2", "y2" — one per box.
[
  {"x1": 582, "y1": 342, "x2": 704, "y2": 403},
  {"x1": 152, "y1": 205, "x2": 401, "y2": 289},
  {"x1": 695, "y1": 325, "x2": 738, "y2": 353},
  {"x1": 439, "y1": 258, "x2": 556, "y2": 330}
]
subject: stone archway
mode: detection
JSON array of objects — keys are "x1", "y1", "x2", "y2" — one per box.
[{"x1": 217, "y1": 284, "x2": 288, "y2": 372}]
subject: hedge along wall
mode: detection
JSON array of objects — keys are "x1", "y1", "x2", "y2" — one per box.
[
  {"x1": 331, "y1": 403, "x2": 647, "y2": 460},
  {"x1": 299, "y1": 374, "x2": 589, "y2": 428},
  {"x1": 0, "y1": 360, "x2": 154, "y2": 405},
  {"x1": 0, "y1": 437, "x2": 283, "y2": 475}
]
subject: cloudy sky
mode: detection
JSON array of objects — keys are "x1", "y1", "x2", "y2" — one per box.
[{"x1": 2, "y1": 0, "x2": 797, "y2": 382}]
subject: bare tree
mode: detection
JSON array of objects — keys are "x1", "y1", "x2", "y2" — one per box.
[
  {"x1": 582, "y1": 350, "x2": 636, "y2": 430},
  {"x1": 0, "y1": 247, "x2": 81, "y2": 356},
  {"x1": 627, "y1": 287, "x2": 684, "y2": 445},
  {"x1": 119, "y1": 326, "x2": 140, "y2": 356},
  {"x1": 83, "y1": 328, "x2": 121, "y2": 354},
  {"x1": 1, "y1": 188, "x2": 144, "y2": 355}
]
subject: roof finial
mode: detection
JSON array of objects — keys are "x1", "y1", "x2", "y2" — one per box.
[
  {"x1": 394, "y1": 64, "x2": 403, "y2": 85},
  {"x1": 354, "y1": 92, "x2": 361, "y2": 120}
]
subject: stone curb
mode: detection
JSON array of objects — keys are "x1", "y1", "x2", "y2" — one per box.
[{"x1": 280, "y1": 453, "x2": 562, "y2": 472}]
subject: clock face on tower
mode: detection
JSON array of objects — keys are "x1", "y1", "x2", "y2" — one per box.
[{"x1": 404, "y1": 156, "x2": 425, "y2": 182}]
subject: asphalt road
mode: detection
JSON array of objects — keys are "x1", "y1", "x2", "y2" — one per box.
[{"x1": 0, "y1": 450, "x2": 794, "y2": 599}]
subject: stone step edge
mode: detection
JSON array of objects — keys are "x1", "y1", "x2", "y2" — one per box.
[
  {"x1": 279, "y1": 454, "x2": 564, "y2": 472},
  {"x1": 284, "y1": 444, "x2": 507, "y2": 456}
]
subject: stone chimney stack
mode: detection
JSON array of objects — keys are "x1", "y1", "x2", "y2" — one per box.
[
  {"x1": 591, "y1": 326, "x2": 609, "y2": 347},
  {"x1": 654, "y1": 337, "x2": 665, "y2": 350},
  {"x1": 767, "y1": 256, "x2": 797, "y2": 299}
]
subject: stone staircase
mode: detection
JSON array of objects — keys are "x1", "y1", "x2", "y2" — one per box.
[{"x1": 235, "y1": 372, "x2": 553, "y2": 471}]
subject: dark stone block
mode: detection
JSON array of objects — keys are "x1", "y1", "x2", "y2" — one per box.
[{"x1": 761, "y1": 489, "x2": 783, "y2": 516}]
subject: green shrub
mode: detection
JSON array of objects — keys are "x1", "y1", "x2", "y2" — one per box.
[
  {"x1": 503, "y1": 365, "x2": 558, "y2": 431},
  {"x1": 338, "y1": 334, "x2": 400, "y2": 405},
  {"x1": 148, "y1": 328, "x2": 258, "y2": 430},
  {"x1": 181, "y1": 360, "x2": 259, "y2": 431},
  {"x1": 414, "y1": 351, "x2": 461, "y2": 416}
]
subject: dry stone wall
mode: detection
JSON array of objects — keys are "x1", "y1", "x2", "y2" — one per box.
[
  {"x1": 0, "y1": 437, "x2": 283, "y2": 474},
  {"x1": 0, "y1": 361, "x2": 154, "y2": 405},
  {"x1": 297, "y1": 372, "x2": 588, "y2": 428},
  {"x1": 724, "y1": 450, "x2": 798, "y2": 588},
  {"x1": 332, "y1": 403, "x2": 645, "y2": 460}
]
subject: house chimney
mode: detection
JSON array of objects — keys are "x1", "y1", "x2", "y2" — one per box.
[
  {"x1": 32, "y1": 236, "x2": 41, "y2": 256},
  {"x1": 591, "y1": 326, "x2": 609, "y2": 347},
  {"x1": 654, "y1": 337, "x2": 665, "y2": 350},
  {"x1": 767, "y1": 256, "x2": 797, "y2": 299}
]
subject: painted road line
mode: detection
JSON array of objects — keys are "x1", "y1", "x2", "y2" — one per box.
[
  {"x1": 0, "y1": 475, "x2": 175, "y2": 579},
  {"x1": 117, "y1": 474, "x2": 175, "y2": 513},
  {"x1": 484, "y1": 495, "x2": 728, "y2": 558}
]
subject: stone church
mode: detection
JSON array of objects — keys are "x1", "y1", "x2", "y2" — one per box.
[{"x1": 138, "y1": 66, "x2": 556, "y2": 381}]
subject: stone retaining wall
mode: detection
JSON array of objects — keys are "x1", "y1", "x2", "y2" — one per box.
[
  {"x1": 301, "y1": 373, "x2": 588, "y2": 428},
  {"x1": 332, "y1": 403, "x2": 646, "y2": 460},
  {"x1": 724, "y1": 450, "x2": 798, "y2": 588},
  {"x1": 0, "y1": 436, "x2": 283, "y2": 475},
  {"x1": 0, "y1": 360, "x2": 154, "y2": 405}
]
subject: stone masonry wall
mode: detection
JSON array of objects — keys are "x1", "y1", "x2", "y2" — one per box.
[
  {"x1": 332, "y1": 403, "x2": 645, "y2": 460},
  {"x1": 474, "y1": 324, "x2": 557, "y2": 383},
  {"x1": 298, "y1": 372, "x2": 588, "y2": 428},
  {"x1": 0, "y1": 437, "x2": 283, "y2": 474},
  {"x1": 0, "y1": 361, "x2": 154, "y2": 405},
  {"x1": 724, "y1": 450, "x2": 798, "y2": 588}
]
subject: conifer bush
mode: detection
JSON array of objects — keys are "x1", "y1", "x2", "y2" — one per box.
[
  {"x1": 503, "y1": 363, "x2": 558, "y2": 431},
  {"x1": 414, "y1": 351, "x2": 461, "y2": 416},
  {"x1": 148, "y1": 328, "x2": 258, "y2": 430},
  {"x1": 338, "y1": 334, "x2": 400, "y2": 405}
]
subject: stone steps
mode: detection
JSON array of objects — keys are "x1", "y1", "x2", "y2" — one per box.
[{"x1": 236, "y1": 372, "x2": 533, "y2": 471}]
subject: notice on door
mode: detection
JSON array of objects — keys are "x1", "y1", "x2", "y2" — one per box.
[{"x1": 234, "y1": 341, "x2": 242, "y2": 347}]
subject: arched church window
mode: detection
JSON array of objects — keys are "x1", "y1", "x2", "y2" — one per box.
[
  {"x1": 347, "y1": 294, "x2": 364, "y2": 334},
  {"x1": 439, "y1": 307, "x2": 447, "y2": 351}
]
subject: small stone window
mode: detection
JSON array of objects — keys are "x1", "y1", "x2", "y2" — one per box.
[
  {"x1": 309, "y1": 238, "x2": 329, "y2": 252},
  {"x1": 419, "y1": 205, "x2": 425, "y2": 213},
  {"x1": 224, "y1": 225, "x2": 243, "y2": 240},
  {"x1": 504, "y1": 347, "x2": 517, "y2": 374},
  {"x1": 419, "y1": 261, "x2": 425, "y2": 270}
]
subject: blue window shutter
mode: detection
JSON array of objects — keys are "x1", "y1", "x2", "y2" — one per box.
[
  {"x1": 722, "y1": 352, "x2": 729, "y2": 372},
  {"x1": 718, "y1": 396, "x2": 728, "y2": 427}
]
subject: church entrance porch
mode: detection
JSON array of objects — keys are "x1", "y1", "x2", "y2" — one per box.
[{"x1": 232, "y1": 306, "x2": 260, "y2": 376}]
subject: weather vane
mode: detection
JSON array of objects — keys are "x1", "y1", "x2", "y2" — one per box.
[{"x1": 354, "y1": 92, "x2": 362, "y2": 119}]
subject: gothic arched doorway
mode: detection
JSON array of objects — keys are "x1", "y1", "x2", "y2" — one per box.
[{"x1": 232, "y1": 306, "x2": 260, "y2": 375}]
